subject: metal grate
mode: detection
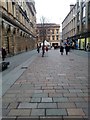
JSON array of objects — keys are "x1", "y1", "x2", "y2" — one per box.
[
  {"x1": 21, "y1": 66, "x2": 28, "y2": 69},
  {"x1": 69, "y1": 59, "x2": 74, "y2": 61}
]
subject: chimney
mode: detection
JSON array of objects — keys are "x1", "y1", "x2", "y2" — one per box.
[{"x1": 70, "y1": 4, "x2": 74, "y2": 10}]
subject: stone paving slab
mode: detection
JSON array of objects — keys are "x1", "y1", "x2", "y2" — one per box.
[
  {"x1": 16, "y1": 117, "x2": 39, "y2": 120},
  {"x1": 8, "y1": 109, "x2": 31, "y2": 116},
  {"x1": 38, "y1": 103, "x2": 57, "y2": 109},
  {"x1": 31, "y1": 109, "x2": 45, "y2": 116},
  {"x1": 57, "y1": 102, "x2": 76, "y2": 108},
  {"x1": 40, "y1": 117, "x2": 62, "y2": 120},
  {"x1": 18, "y1": 103, "x2": 37, "y2": 108},
  {"x1": 53, "y1": 97, "x2": 69, "y2": 102},
  {"x1": 67, "y1": 108, "x2": 85, "y2": 116},
  {"x1": 46, "y1": 109, "x2": 67, "y2": 116},
  {"x1": 31, "y1": 97, "x2": 41, "y2": 103},
  {"x1": 41, "y1": 98, "x2": 52, "y2": 102}
]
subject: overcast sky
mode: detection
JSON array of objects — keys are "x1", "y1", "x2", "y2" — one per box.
[{"x1": 34, "y1": 0, "x2": 76, "y2": 31}]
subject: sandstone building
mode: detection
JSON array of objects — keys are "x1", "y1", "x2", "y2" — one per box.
[
  {"x1": 62, "y1": 0, "x2": 90, "y2": 50},
  {"x1": 36, "y1": 23, "x2": 60, "y2": 47},
  {"x1": 0, "y1": 0, "x2": 36, "y2": 56}
]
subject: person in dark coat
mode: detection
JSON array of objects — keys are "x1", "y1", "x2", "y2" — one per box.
[
  {"x1": 37, "y1": 46, "x2": 40, "y2": 53},
  {"x1": 2, "y1": 47, "x2": 7, "y2": 61},
  {"x1": 65, "y1": 44, "x2": 69, "y2": 55},
  {"x1": 60, "y1": 46, "x2": 64, "y2": 55}
]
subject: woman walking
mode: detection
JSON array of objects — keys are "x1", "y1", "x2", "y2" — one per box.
[{"x1": 60, "y1": 46, "x2": 64, "y2": 55}]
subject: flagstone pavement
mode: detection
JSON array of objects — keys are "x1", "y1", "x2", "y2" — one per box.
[{"x1": 2, "y1": 49, "x2": 89, "y2": 120}]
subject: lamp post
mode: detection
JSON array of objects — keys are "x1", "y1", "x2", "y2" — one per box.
[{"x1": 40, "y1": 16, "x2": 46, "y2": 57}]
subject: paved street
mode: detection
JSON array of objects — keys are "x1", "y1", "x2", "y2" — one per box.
[
  {"x1": 2, "y1": 49, "x2": 37, "y2": 76},
  {"x1": 2, "y1": 49, "x2": 89, "y2": 120}
]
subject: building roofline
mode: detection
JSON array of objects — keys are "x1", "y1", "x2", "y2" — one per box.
[{"x1": 62, "y1": 3, "x2": 76, "y2": 24}]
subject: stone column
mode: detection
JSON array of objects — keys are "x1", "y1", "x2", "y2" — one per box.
[
  {"x1": 2, "y1": 22, "x2": 8, "y2": 53},
  {"x1": 14, "y1": 29, "x2": 20, "y2": 54}
]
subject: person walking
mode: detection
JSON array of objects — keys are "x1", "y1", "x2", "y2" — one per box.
[
  {"x1": 2, "y1": 47, "x2": 7, "y2": 61},
  {"x1": 65, "y1": 44, "x2": 69, "y2": 55},
  {"x1": 45, "y1": 46, "x2": 48, "y2": 56},
  {"x1": 37, "y1": 46, "x2": 40, "y2": 53},
  {"x1": 42, "y1": 45, "x2": 45, "y2": 57},
  {"x1": 60, "y1": 45, "x2": 64, "y2": 55},
  {"x1": 46, "y1": 46, "x2": 48, "y2": 52}
]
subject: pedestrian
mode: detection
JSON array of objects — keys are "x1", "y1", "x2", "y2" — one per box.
[
  {"x1": 26, "y1": 46, "x2": 27, "y2": 52},
  {"x1": 46, "y1": 46, "x2": 48, "y2": 52},
  {"x1": 37, "y1": 46, "x2": 40, "y2": 53},
  {"x1": 60, "y1": 45, "x2": 64, "y2": 55},
  {"x1": 65, "y1": 44, "x2": 69, "y2": 55},
  {"x1": 45, "y1": 46, "x2": 48, "y2": 57},
  {"x1": 42, "y1": 45, "x2": 45, "y2": 57},
  {"x1": 2, "y1": 47, "x2": 7, "y2": 61},
  {"x1": 86, "y1": 43, "x2": 90, "y2": 51},
  {"x1": 0, "y1": 48, "x2": 1, "y2": 58}
]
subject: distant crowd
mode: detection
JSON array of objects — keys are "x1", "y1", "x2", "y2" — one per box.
[{"x1": 37, "y1": 42, "x2": 71, "y2": 57}]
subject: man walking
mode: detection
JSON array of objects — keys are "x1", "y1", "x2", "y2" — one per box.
[{"x1": 65, "y1": 44, "x2": 69, "y2": 55}]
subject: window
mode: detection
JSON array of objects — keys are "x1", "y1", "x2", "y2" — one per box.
[
  {"x1": 82, "y1": 21, "x2": 86, "y2": 30},
  {"x1": 12, "y1": 2, "x2": 15, "y2": 16},
  {"x1": 88, "y1": 2, "x2": 90, "y2": 15},
  {"x1": 83, "y1": 6, "x2": 86, "y2": 18},
  {"x1": 48, "y1": 29, "x2": 50, "y2": 34},
  {"x1": 82, "y1": 0, "x2": 86, "y2": 2},
  {"x1": 56, "y1": 29, "x2": 59, "y2": 34},
  {"x1": 6, "y1": 0, "x2": 8, "y2": 10},
  {"x1": 52, "y1": 36, "x2": 54, "y2": 40},
  {"x1": 40, "y1": 30, "x2": 43, "y2": 36},
  {"x1": 77, "y1": 25, "x2": 80, "y2": 33},
  {"x1": 77, "y1": 12, "x2": 80, "y2": 22},
  {"x1": 48, "y1": 36, "x2": 50, "y2": 40},
  {"x1": 52, "y1": 30, "x2": 54, "y2": 34},
  {"x1": 56, "y1": 35, "x2": 59, "y2": 40},
  {"x1": 77, "y1": 0, "x2": 81, "y2": 8}
]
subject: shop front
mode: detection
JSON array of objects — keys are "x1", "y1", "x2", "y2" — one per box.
[
  {"x1": 67, "y1": 31, "x2": 90, "y2": 51},
  {"x1": 78, "y1": 38, "x2": 85, "y2": 50},
  {"x1": 86, "y1": 37, "x2": 90, "y2": 51}
]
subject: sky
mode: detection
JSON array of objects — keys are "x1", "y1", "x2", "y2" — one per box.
[{"x1": 34, "y1": 0, "x2": 76, "y2": 31}]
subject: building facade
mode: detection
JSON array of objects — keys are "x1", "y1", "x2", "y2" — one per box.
[
  {"x1": 0, "y1": 0, "x2": 37, "y2": 56},
  {"x1": 62, "y1": 4, "x2": 77, "y2": 42},
  {"x1": 62, "y1": 0, "x2": 90, "y2": 51},
  {"x1": 36, "y1": 23, "x2": 60, "y2": 47}
]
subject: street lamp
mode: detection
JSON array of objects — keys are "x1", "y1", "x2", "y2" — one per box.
[
  {"x1": 42, "y1": 26, "x2": 46, "y2": 57},
  {"x1": 40, "y1": 16, "x2": 47, "y2": 57}
]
